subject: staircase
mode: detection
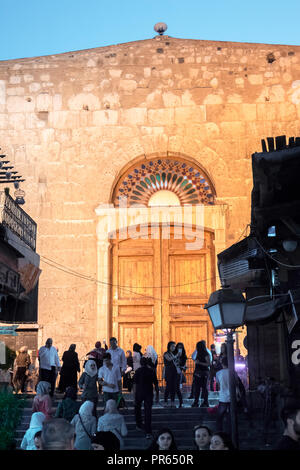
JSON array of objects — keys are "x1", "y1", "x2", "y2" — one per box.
[{"x1": 15, "y1": 391, "x2": 281, "y2": 450}]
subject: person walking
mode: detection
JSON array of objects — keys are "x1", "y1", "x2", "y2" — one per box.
[
  {"x1": 191, "y1": 341, "x2": 211, "y2": 408},
  {"x1": 57, "y1": 344, "x2": 80, "y2": 393},
  {"x1": 163, "y1": 341, "x2": 182, "y2": 408},
  {"x1": 107, "y1": 337, "x2": 126, "y2": 375},
  {"x1": 32, "y1": 381, "x2": 53, "y2": 420},
  {"x1": 144, "y1": 345, "x2": 158, "y2": 370},
  {"x1": 71, "y1": 401, "x2": 97, "y2": 450},
  {"x1": 134, "y1": 356, "x2": 159, "y2": 438},
  {"x1": 20, "y1": 412, "x2": 46, "y2": 450},
  {"x1": 78, "y1": 359, "x2": 99, "y2": 417},
  {"x1": 190, "y1": 340, "x2": 212, "y2": 400},
  {"x1": 98, "y1": 352, "x2": 122, "y2": 405},
  {"x1": 215, "y1": 356, "x2": 231, "y2": 431},
  {"x1": 144, "y1": 345, "x2": 159, "y2": 392},
  {"x1": 55, "y1": 386, "x2": 80, "y2": 422},
  {"x1": 164, "y1": 343, "x2": 184, "y2": 408},
  {"x1": 13, "y1": 346, "x2": 31, "y2": 394},
  {"x1": 97, "y1": 399, "x2": 128, "y2": 449},
  {"x1": 38, "y1": 338, "x2": 61, "y2": 397}
]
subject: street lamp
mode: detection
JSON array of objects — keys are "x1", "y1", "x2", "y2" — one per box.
[{"x1": 204, "y1": 288, "x2": 246, "y2": 449}]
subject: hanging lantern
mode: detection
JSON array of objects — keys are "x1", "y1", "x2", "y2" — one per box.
[
  {"x1": 14, "y1": 181, "x2": 19, "y2": 189},
  {"x1": 14, "y1": 188, "x2": 25, "y2": 205}
]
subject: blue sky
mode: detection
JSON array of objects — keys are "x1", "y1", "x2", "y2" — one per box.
[{"x1": 1, "y1": 0, "x2": 300, "y2": 60}]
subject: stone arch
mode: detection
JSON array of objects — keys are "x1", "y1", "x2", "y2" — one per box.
[{"x1": 110, "y1": 151, "x2": 217, "y2": 207}]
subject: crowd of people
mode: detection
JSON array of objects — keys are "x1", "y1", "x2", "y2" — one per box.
[{"x1": 17, "y1": 336, "x2": 300, "y2": 451}]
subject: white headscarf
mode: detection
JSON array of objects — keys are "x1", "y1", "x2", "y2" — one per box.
[
  {"x1": 105, "y1": 399, "x2": 119, "y2": 415},
  {"x1": 84, "y1": 359, "x2": 97, "y2": 377},
  {"x1": 36, "y1": 381, "x2": 51, "y2": 396},
  {"x1": 20, "y1": 412, "x2": 45, "y2": 450},
  {"x1": 30, "y1": 412, "x2": 46, "y2": 428},
  {"x1": 144, "y1": 345, "x2": 158, "y2": 365},
  {"x1": 79, "y1": 400, "x2": 94, "y2": 427}
]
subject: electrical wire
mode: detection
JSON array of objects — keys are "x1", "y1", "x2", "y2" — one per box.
[
  {"x1": 255, "y1": 238, "x2": 300, "y2": 269},
  {"x1": 40, "y1": 254, "x2": 217, "y2": 289},
  {"x1": 38, "y1": 221, "x2": 250, "y2": 290},
  {"x1": 40, "y1": 257, "x2": 212, "y2": 305}
]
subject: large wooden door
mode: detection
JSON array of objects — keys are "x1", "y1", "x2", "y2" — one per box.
[{"x1": 110, "y1": 225, "x2": 215, "y2": 357}]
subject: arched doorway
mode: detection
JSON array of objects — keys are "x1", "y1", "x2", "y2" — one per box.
[{"x1": 109, "y1": 155, "x2": 216, "y2": 356}]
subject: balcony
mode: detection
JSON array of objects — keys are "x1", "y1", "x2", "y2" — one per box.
[{"x1": 0, "y1": 191, "x2": 37, "y2": 251}]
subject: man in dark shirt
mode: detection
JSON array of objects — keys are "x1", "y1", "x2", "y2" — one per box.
[
  {"x1": 274, "y1": 405, "x2": 300, "y2": 450},
  {"x1": 134, "y1": 357, "x2": 159, "y2": 438}
]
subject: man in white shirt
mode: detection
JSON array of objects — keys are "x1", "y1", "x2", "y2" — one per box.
[
  {"x1": 38, "y1": 338, "x2": 61, "y2": 397},
  {"x1": 216, "y1": 356, "x2": 231, "y2": 431},
  {"x1": 107, "y1": 337, "x2": 126, "y2": 375},
  {"x1": 98, "y1": 353, "x2": 122, "y2": 404}
]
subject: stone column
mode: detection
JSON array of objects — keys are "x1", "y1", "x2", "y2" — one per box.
[{"x1": 96, "y1": 240, "x2": 111, "y2": 343}]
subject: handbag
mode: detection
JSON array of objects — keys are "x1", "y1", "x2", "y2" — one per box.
[{"x1": 78, "y1": 413, "x2": 92, "y2": 439}]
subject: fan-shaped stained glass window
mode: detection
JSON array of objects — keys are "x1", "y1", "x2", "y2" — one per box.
[{"x1": 113, "y1": 158, "x2": 215, "y2": 207}]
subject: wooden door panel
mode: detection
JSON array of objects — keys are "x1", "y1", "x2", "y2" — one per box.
[
  {"x1": 118, "y1": 305, "x2": 154, "y2": 318},
  {"x1": 118, "y1": 322, "x2": 154, "y2": 353},
  {"x1": 118, "y1": 256, "x2": 154, "y2": 299},
  {"x1": 170, "y1": 321, "x2": 209, "y2": 357},
  {"x1": 169, "y1": 254, "x2": 208, "y2": 298}
]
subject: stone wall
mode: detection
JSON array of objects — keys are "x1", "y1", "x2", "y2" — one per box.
[{"x1": 0, "y1": 36, "x2": 299, "y2": 357}]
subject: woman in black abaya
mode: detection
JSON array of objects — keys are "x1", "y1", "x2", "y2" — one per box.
[{"x1": 58, "y1": 344, "x2": 80, "y2": 393}]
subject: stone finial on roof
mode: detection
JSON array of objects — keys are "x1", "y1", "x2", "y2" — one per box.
[{"x1": 154, "y1": 22, "x2": 168, "y2": 36}]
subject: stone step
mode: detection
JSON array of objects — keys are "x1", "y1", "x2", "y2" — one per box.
[
  {"x1": 16, "y1": 391, "x2": 273, "y2": 450},
  {"x1": 15, "y1": 417, "x2": 218, "y2": 435}
]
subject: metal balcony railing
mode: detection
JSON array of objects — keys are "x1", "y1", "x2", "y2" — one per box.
[{"x1": 0, "y1": 191, "x2": 37, "y2": 251}]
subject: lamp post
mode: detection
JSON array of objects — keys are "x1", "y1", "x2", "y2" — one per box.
[{"x1": 205, "y1": 288, "x2": 246, "y2": 449}]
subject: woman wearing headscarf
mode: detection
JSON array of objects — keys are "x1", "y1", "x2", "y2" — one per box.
[
  {"x1": 55, "y1": 386, "x2": 80, "y2": 422},
  {"x1": 132, "y1": 343, "x2": 142, "y2": 371},
  {"x1": 78, "y1": 359, "x2": 98, "y2": 417},
  {"x1": 163, "y1": 341, "x2": 182, "y2": 409},
  {"x1": 71, "y1": 400, "x2": 97, "y2": 450},
  {"x1": 97, "y1": 399, "x2": 128, "y2": 449},
  {"x1": 164, "y1": 343, "x2": 184, "y2": 408},
  {"x1": 144, "y1": 345, "x2": 158, "y2": 370},
  {"x1": 13, "y1": 346, "x2": 31, "y2": 394},
  {"x1": 32, "y1": 381, "x2": 52, "y2": 419},
  {"x1": 20, "y1": 412, "x2": 46, "y2": 450},
  {"x1": 57, "y1": 344, "x2": 80, "y2": 393}
]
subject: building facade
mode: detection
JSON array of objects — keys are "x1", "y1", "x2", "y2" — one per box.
[{"x1": 0, "y1": 35, "x2": 299, "y2": 360}]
